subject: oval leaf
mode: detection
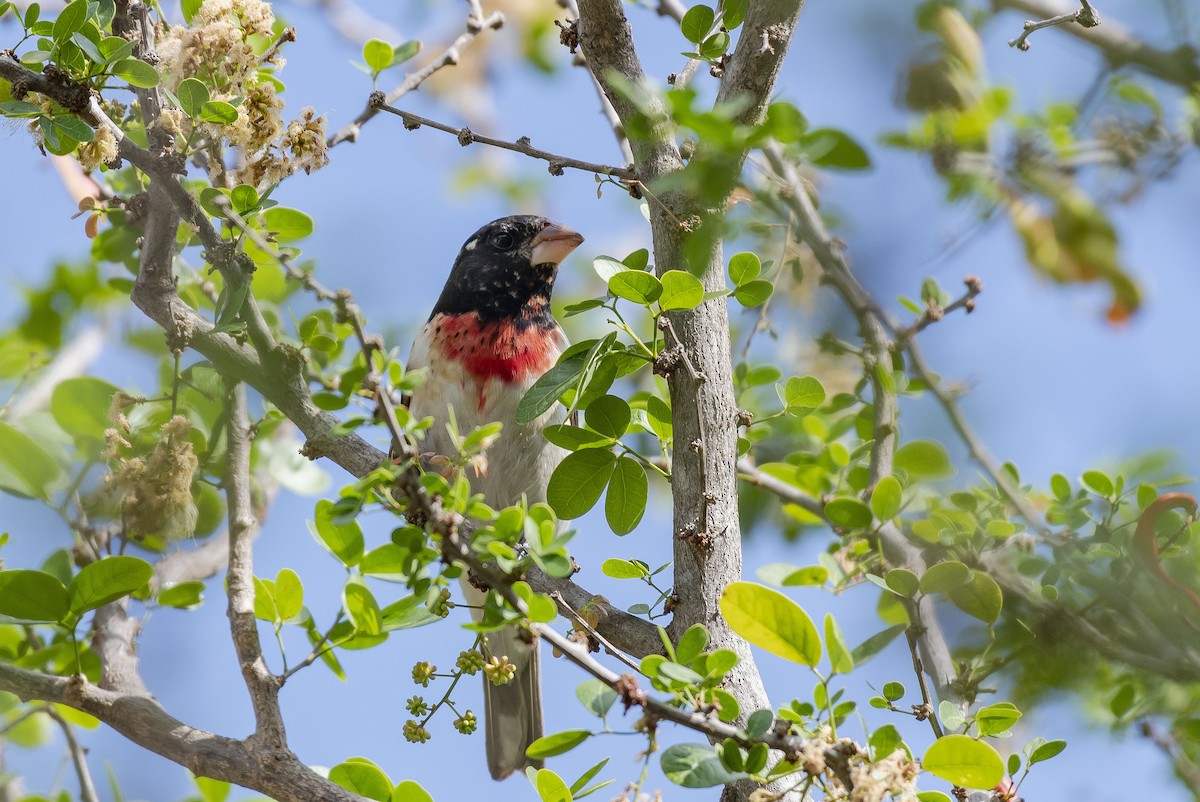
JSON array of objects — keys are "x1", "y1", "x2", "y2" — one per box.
[
  {"x1": 526, "y1": 729, "x2": 591, "y2": 759},
  {"x1": 719, "y1": 581, "x2": 821, "y2": 666},
  {"x1": 923, "y1": 734, "x2": 1004, "y2": 789},
  {"x1": 67, "y1": 556, "x2": 152, "y2": 617},
  {"x1": 659, "y1": 270, "x2": 704, "y2": 310},
  {"x1": 605, "y1": 456, "x2": 647, "y2": 535},
  {"x1": 547, "y1": 449, "x2": 616, "y2": 519},
  {"x1": 0, "y1": 570, "x2": 69, "y2": 622}
]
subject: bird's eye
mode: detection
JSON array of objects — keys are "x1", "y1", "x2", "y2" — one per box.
[{"x1": 492, "y1": 232, "x2": 515, "y2": 250}]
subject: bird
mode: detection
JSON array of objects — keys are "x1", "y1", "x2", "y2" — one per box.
[{"x1": 403, "y1": 215, "x2": 584, "y2": 779}]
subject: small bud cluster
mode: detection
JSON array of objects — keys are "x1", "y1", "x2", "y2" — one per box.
[
  {"x1": 405, "y1": 696, "x2": 428, "y2": 716},
  {"x1": 455, "y1": 649, "x2": 485, "y2": 675},
  {"x1": 482, "y1": 655, "x2": 516, "y2": 686},
  {"x1": 410, "y1": 661, "x2": 436, "y2": 687},
  {"x1": 402, "y1": 720, "x2": 431, "y2": 743},
  {"x1": 453, "y1": 710, "x2": 477, "y2": 734}
]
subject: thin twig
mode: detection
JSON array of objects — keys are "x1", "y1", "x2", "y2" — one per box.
[
  {"x1": 551, "y1": 592, "x2": 642, "y2": 672},
  {"x1": 896, "y1": 277, "x2": 983, "y2": 339},
  {"x1": 46, "y1": 707, "x2": 101, "y2": 802},
  {"x1": 326, "y1": 6, "x2": 506, "y2": 147},
  {"x1": 1008, "y1": 0, "x2": 1100, "y2": 51},
  {"x1": 370, "y1": 99, "x2": 635, "y2": 180},
  {"x1": 903, "y1": 629, "x2": 944, "y2": 739}
]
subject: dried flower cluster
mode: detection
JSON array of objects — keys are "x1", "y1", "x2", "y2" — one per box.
[
  {"x1": 156, "y1": 0, "x2": 328, "y2": 187},
  {"x1": 100, "y1": 414, "x2": 199, "y2": 543}
]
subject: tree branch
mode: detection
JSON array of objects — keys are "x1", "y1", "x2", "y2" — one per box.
[
  {"x1": 713, "y1": 1, "x2": 804, "y2": 129},
  {"x1": 1004, "y1": 0, "x2": 1100, "y2": 51},
  {"x1": 45, "y1": 707, "x2": 100, "y2": 802},
  {"x1": 370, "y1": 97, "x2": 634, "y2": 179},
  {"x1": 224, "y1": 383, "x2": 287, "y2": 748},
  {"x1": 0, "y1": 664, "x2": 368, "y2": 802},
  {"x1": 326, "y1": 5, "x2": 505, "y2": 147},
  {"x1": 993, "y1": 0, "x2": 1200, "y2": 87}
]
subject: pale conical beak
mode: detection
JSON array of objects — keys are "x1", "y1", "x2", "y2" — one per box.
[{"x1": 530, "y1": 222, "x2": 585, "y2": 266}]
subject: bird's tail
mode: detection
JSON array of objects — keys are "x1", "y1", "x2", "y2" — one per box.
[{"x1": 483, "y1": 625, "x2": 544, "y2": 780}]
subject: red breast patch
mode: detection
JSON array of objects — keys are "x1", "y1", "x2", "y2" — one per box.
[{"x1": 431, "y1": 313, "x2": 557, "y2": 385}]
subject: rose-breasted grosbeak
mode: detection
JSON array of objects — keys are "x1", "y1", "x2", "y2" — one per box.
[{"x1": 404, "y1": 215, "x2": 584, "y2": 779}]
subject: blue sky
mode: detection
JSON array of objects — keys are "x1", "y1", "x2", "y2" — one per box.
[{"x1": 1, "y1": 0, "x2": 1197, "y2": 800}]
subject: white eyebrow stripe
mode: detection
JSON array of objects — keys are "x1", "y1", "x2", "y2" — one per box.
[{"x1": 465, "y1": 238, "x2": 477, "y2": 251}]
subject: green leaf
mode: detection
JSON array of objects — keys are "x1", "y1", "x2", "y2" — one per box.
[
  {"x1": 390, "y1": 41, "x2": 422, "y2": 66},
  {"x1": 922, "y1": 735, "x2": 1004, "y2": 789},
  {"x1": 274, "y1": 568, "x2": 303, "y2": 620},
  {"x1": 883, "y1": 681, "x2": 905, "y2": 701},
  {"x1": 176, "y1": 78, "x2": 210, "y2": 117},
  {"x1": 605, "y1": 456, "x2": 647, "y2": 535},
  {"x1": 733, "y1": 280, "x2": 772, "y2": 307},
  {"x1": 885, "y1": 569, "x2": 919, "y2": 597},
  {"x1": 68, "y1": 556, "x2": 152, "y2": 616},
  {"x1": 98, "y1": 36, "x2": 135, "y2": 62},
  {"x1": 659, "y1": 270, "x2": 704, "y2": 310},
  {"x1": 181, "y1": 0, "x2": 201, "y2": 22},
  {"x1": 784, "y1": 376, "x2": 825, "y2": 414},
  {"x1": 800, "y1": 128, "x2": 871, "y2": 170},
  {"x1": 680, "y1": 5, "x2": 715, "y2": 44},
  {"x1": 53, "y1": 0, "x2": 88, "y2": 42},
  {"x1": 534, "y1": 769, "x2": 572, "y2": 802},
  {"x1": 576, "y1": 679, "x2": 618, "y2": 718},
  {"x1": 0, "y1": 422, "x2": 60, "y2": 499},
  {"x1": 719, "y1": 581, "x2": 821, "y2": 666},
  {"x1": 70, "y1": 30, "x2": 105, "y2": 64},
  {"x1": 542, "y1": 425, "x2": 613, "y2": 451},
  {"x1": 947, "y1": 571, "x2": 1003, "y2": 624},
  {"x1": 51, "y1": 377, "x2": 119, "y2": 443},
  {"x1": 391, "y1": 780, "x2": 433, "y2": 802},
  {"x1": 601, "y1": 558, "x2": 644, "y2": 580},
  {"x1": 1081, "y1": 470, "x2": 1114, "y2": 497},
  {"x1": 360, "y1": 544, "x2": 410, "y2": 581},
  {"x1": 919, "y1": 561, "x2": 971, "y2": 594},
  {"x1": 661, "y1": 743, "x2": 748, "y2": 788},
  {"x1": 547, "y1": 449, "x2": 617, "y2": 519},
  {"x1": 0, "y1": 570, "x2": 69, "y2": 622},
  {"x1": 230, "y1": 184, "x2": 259, "y2": 214},
  {"x1": 261, "y1": 207, "x2": 314, "y2": 242},
  {"x1": 699, "y1": 31, "x2": 729, "y2": 59},
  {"x1": 975, "y1": 702, "x2": 1022, "y2": 736},
  {"x1": 310, "y1": 499, "x2": 364, "y2": 567},
  {"x1": 0, "y1": 100, "x2": 43, "y2": 117},
  {"x1": 870, "y1": 724, "x2": 908, "y2": 760},
  {"x1": 894, "y1": 440, "x2": 954, "y2": 479},
  {"x1": 329, "y1": 759, "x2": 392, "y2": 802},
  {"x1": 363, "y1": 38, "x2": 393, "y2": 72},
  {"x1": 608, "y1": 270, "x2": 662, "y2": 305},
  {"x1": 824, "y1": 613, "x2": 854, "y2": 674},
  {"x1": 722, "y1": 0, "x2": 747, "y2": 30},
  {"x1": 728, "y1": 252, "x2": 761, "y2": 285},
  {"x1": 199, "y1": 100, "x2": 238, "y2": 124},
  {"x1": 518, "y1": 352, "x2": 588, "y2": 425},
  {"x1": 1027, "y1": 738, "x2": 1067, "y2": 765},
  {"x1": 871, "y1": 476, "x2": 902, "y2": 520},
  {"x1": 111, "y1": 57, "x2": 160, "y2": 88},
  {"x1": 585, "y1": 395, "x2": 630, "y2": 439},
  {"x1": 343, "y1": 578, "x2": 382, "y2": 635},
  {"x1": 782, "y1": 566, "x2": 829, "y2": 586},
  {"x1": 526, "y1": 729, "x2": 591, "y2": 760},
  {"x1": 824, "y1": 497, "x2": 872, "y2": 529},
  {"x1": 569, "y1": 758, "x2": 610, "y2": 797},
  {"x1": 157, "y1": 581, "x2": 204, "y2": 610},
  {"x1": 675, "y1": 624, "x2": 709, "y2": 665},
  {"x1": 193, "y1": 776, "x2": 230, "y2": 802}
]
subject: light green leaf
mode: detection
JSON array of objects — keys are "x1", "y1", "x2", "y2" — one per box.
[
  {"x1": 585, "y1": 395, "x2": 630, "y2": 439},
  {"x1": 67, "y1": 556, "x2": 152, "y2": 617},
  {"x1": 199, "y1": 100, "x2": 238, "y2": 124},
  {"x1": 0, "y1": 570, "x2": 69, "y2": 622},
  {"x1": 680, "y1": 5, "x2": 715, "y2": 44},
  {"x1": 824, "y1": 613, "x2": 854, "y2": 674},
  {"x1": 733, "y1": 280, "x2": 772, "y2": 307},
  {"x1": 329, "y1": 759, "x2": 392, "y2": 802},
  {"x1": 261, "y1": 207, "x2": 314, "y2": 242},
  {"x1": 344, "y1": 578, "x2": 382, "y2": 635},
  {"x1": 1081, "y1": 470, "x2": 1114, "y2": 497},
  {"x1": 659, "y1": 270, "x2": 704, "y2": 310},
  {"x1": 230, "y1": 184, "x2": 259, "y2": 214},
  {"x1": 157, "y1": 581, "x2": 205, "y2": 610},
  {"x1": 177, "y1": 77, "x2": 210, "y2": 117},
  {"x1": 1027, "y1": 738, "x2": 1067, "y2": 765},
  {"x1": 535, "y1": 769, "x2": 572, "y2": 802},
  {"x1": 391, "y1": 780, "x2": 432, "y2": 802},
  {"x1": 728, "y1": 252, "x2": 761, "y2": 285},
  {"x1": 527, "y1": 730, "x2": 591, "y2": 760},
  {"x1": 363, "y1": 38, "x2": 393, "y2": 72},
  {"x1": 871, "y1": 476, "x2": 902, "y2": 520},
  {"x1": 894, "y1": 440, "x2": 954, "y2": 479},
  {"x1": 885, "y1": 569, "x2": 919, "y2": 597},
  {"x1": 310, "y1": 499, "x2": 364, "y2": 567},
  {"x1": 601, "y1": 558, "x2": 644, "y2": 579},
  {"x1": 824, "y1": 497, "x2": 872, "y2": 529},
  {"x1": 800, "y1": 127, "x2": 871, "y2": 170},
  {"x1": 360, "y1": 544, "x2": 410, "y2": 581},
  {"x1": 605, "y1": 456, "x2": 647, "y2": 535},
  {"x1": 922, "y1": 735, "x2": 1004, "y2": 789},
  {"x1": 576, "y1": 679, "x2": 618, "y2": 718},
  {"x1": 784, "y1": 376, "x2": 825, "y2": 414},
  {"x1": 274, "y1": 568, "x2": 303, "y2": 620},
  {"x1": 608, "y1": 270, "x2": 662, "y2": 305},
  {"x1": 52, "y1": 0, "x2": 87, "y2": 42},
  {"x1": 111, "y1": 57, "x2": 160, "y2": 88},
  {"x1": 661, "y1": 743, "x2": 748, "y2": 788},
  {"x1": 675, "y1": 624, "x2": 709, "y2": 665},
  {"x1": 975, "y1": 702, "x2": 1022, "y2": 736},
  {"x1": 719, "y1": 581, "x2": 821, "y2": 666},
  {"x1": 51, "y1": 377, "x2": 119, "y2": 443},
  {"x1": 547, "y1": 449, "x2": 616, "y2": 519},
  {"x1": 947, "y1": 571, "x2": 1003, "y2": 624},
  {"x1": 390, "y1": 41, "x2": 422, "y2": 66},
  {"x1": 919, "y1": 561, "x2": 971, "y2": 595}
]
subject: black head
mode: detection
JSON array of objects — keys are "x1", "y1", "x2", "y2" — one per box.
[{"x1": 430, "y1": 215, "x2": 584, "y2": 325}]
